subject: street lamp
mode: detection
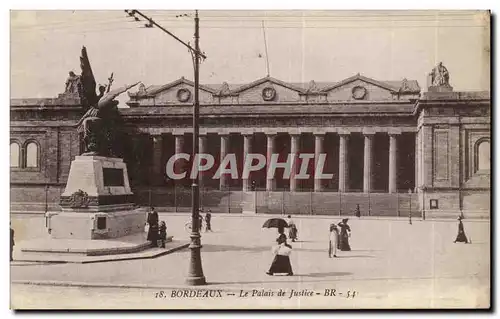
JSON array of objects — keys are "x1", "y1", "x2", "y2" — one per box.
[
  {"x1": 126, "y1": 9, "x2": 206, "y2": 286},
  {"x1": 186, "y1": 10, "x2": 206, "y2": 286}
]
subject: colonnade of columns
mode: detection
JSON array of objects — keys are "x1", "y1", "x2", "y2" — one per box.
[{"x1": 150, "y1": 130, "x2": 406, "y2": 193}]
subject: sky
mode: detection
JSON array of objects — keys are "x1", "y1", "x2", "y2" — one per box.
[{"x1": 10, "y1": 10, "x2": 490, "y2": 106}]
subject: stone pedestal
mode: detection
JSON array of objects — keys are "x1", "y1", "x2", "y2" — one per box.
[
  {"x1": 50, "y1": 156, "x2": 146, "y2": 240},
  {"x1": 428, "y1": 85, "x2": 453, "y2": 93}
]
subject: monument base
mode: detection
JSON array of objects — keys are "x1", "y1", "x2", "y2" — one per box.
[
  {"x1": 51, "y1": 155, "x2": 147, "y2": 240},
  {"x1": 50, "y1": 207, "x2": 147, "y2": 240}
]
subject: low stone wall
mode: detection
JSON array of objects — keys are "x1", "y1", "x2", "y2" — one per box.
[{"x1": 11, "y1": 185, "x2": 489, "y2": 219}]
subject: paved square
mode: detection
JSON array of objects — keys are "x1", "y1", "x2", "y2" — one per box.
[{"x1": 10, "y1": 214, "x2": 490, "y2": 309}]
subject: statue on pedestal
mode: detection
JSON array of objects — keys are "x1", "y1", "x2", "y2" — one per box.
[
  {"x1": 74, "y1": 46, "x2": 139, "y2": 157},
  {"x1": 429, "y1": 62, "x2": 450, "y2": 87},
  {"x1": 65, "y1": 71, "x2": 81, "y2": 94}
]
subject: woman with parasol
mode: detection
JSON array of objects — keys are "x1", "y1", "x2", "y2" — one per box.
[
  {"x1": 337, "y1": 218, "x2": 351, "y2": 251},
  {"x1": 262, "y1": 218, "x2": 293, "y2": 276}
]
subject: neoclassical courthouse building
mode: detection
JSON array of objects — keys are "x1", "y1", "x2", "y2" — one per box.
[{"x1": 10, "y1": 66, "x2": 491, "y2": 218}]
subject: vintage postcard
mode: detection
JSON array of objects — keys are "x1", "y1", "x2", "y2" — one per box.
[{"x1": 9, "y1": 10, "x2": 491, "y2": 309}]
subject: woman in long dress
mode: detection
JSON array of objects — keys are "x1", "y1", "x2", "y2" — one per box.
[
  {"x1": 267, "y1": 230, "x2": 293, "y2": 276},
  {"x1": 337, "y1": 218, "x2": 351, "y2": 251},
  {"x1": 454, "y1": 216, "x2": 469, "y2": 243},
  {"x1": 328, "y1": 223, "x2": 339, "y2": 258},
  {"x1": 147, "y1": 207, "x2": 159, "y2": 247}
]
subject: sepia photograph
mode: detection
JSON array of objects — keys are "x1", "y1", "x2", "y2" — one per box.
[{"x1": 8, "y1": 8, "x2": 491, "y2": 309}]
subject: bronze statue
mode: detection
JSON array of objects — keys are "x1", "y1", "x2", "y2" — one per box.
[
  {"x1": 430, "y1": 62, "x2": 450, "y2": 87},
  {"x1": 75, "y1": 46, "x2": 139, "y2": 157}
]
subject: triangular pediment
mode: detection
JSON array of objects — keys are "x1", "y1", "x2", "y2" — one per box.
[
  {"x1": 232, "y1": 76, "x2": 305, "y2": 94},
  {"x1": 322, "y1": 74, "x2": 398, "y2": 93},
  {"x1": 321, "y1": 74, "x2": 406, "y2": 101},
  {"x1": 146, "y1": 77, "x2": 217, "y2": 96}
]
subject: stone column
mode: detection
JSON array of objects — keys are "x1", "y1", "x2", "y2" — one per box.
[
  {"x1": 389, "y1": 133, "x2": 399, "y2": 193},
  {"x1": 151, "y1": 134, "x2": 163, "y2": 186},
  {"x1": 242, "y1": 134, "x2": 252, "y2": 192},
  {"x1": 338, "y1": 133, "x2": 350, "y2": 192},
  {"x1": 363, "y1": 133, "x2": 374, "y2": 193},
  {"x1": 290, "y1": 134, "x2": 300, "y2": 192},
  {"x1": 174, "y1": 133, "x2": 184, "y2": 186},
  {"x1": 198, "y1": 134, "x2": 207, "y2": 190},
  {"x1": 266, "y1": 134, "x2": 276, "y2": 191},
  {"x1": 415, "y1": 132, "x2": 419, "y2": 191},
  {"x1": 314, "y1": 134, "x2": 324, "y2": 192},
  {"x1": 219, "y1": 134, "x2": 230, "y2": 190}
]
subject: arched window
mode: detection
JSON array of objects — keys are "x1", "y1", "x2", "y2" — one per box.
[
  {"x1": 477, "y1": 140, "x2": 490, "y2": 171},
  {"x1": 10, "y1": 142, "x2": 20, "y2": 167},
  {"x1": 26, "y1": 141, "x2": 39, "y2": 168}
]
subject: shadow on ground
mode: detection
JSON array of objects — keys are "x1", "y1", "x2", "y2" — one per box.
[
  {"x1": 200, "y1": 244, "x2": 271, "y2": 253},
  {"x1": 209, "y1": 272, "x2": 354, "y2": 285}
]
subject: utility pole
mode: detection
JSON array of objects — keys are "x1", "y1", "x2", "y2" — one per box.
[
  {"x1": 126, "y1": 9, "x2": 206, "y2": 286},
  {"x1": 186, "y1": 10, "x2": 206, "y2": 286}
]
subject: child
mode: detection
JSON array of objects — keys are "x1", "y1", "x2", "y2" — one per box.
[
  {"x1": 329, "y1": 223, "x2": 339, "y2": 258},
  {"x1": 159, "y1": 221, "x2": 167, "y2": 248}
]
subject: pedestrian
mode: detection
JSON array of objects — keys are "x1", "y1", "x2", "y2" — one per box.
[
  {"x1": 159, "y1": 221, "x2": 167, "y2": 248},
  {"x1": 147, "y1": 206, "x2": 159, "y2": 247},
  {"x1": 354, "y1": 204, "x2": 361, "y2": 218},
  {"x1": 205, "y1": 209, "x2": 212, "y2": 232},
  {"x1": 454, "y1": 215, "x2": 470, "y2": 244},
  {"x1": 198, "y1": 212, "x2": 204, "y2": 232},
  {"x1": 267, "y1": 228, "x2": 293, "y2": 276},
  {"x1": 328, "y1": 223, "x2": 339, "y2": 258},
  {"x1": 10, "y1": 224, "x2": 14, "y2": 262},
  {"x1": 409, "y1": 209, "x2": 413, "y2": 225},
  {"x1": 286, "y1": 215, "x2": 298, "y2": 242},
  {"x1": 337, "y1": 218, "x2": 351, "y2": 251}
]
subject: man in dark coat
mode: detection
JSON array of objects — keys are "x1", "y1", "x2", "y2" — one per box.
[
  {"x1": 10, "y1": 225, "x2": 14, "y2": 262},
  {"x1": 147, "y1": 207, "x2": 159, "y2": 247},
  {"x1": 205, "y1": 209, "x2": 212, "y2": 232},
  {"x1": 354, "y1": 204, "x2": 361, "y2": 218}
]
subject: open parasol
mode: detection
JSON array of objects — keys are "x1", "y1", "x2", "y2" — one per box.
[{"x1": 262, "y1": 218, "x2": 288, "y2": 229}]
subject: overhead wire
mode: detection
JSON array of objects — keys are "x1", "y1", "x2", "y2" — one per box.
[
  {"x1": 11, "y1": 11, "x2": 482, "y2": 29},
  {"x1": 11, "y1": 11, "x2": 486, "y2": 35}
]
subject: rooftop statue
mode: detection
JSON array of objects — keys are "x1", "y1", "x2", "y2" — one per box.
[
  {"x1": 64, "y1": 71, "x2": 81, "y2": 94},
  {"x1": 75, "y1": 46, "x2": 139, "y2": 157},
  {"x1": 429, "y1": 62, "x2": 450, "y2": 87}
]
